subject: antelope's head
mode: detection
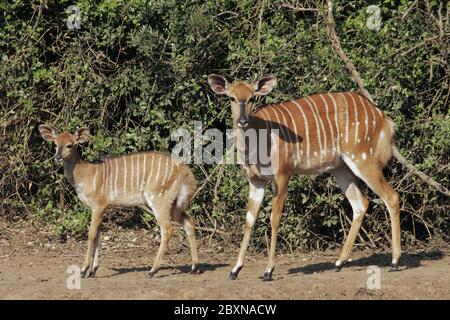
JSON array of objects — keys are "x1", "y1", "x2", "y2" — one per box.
[
  {"x1": 208, "y1": 74, "x2": 277, "y2": 128},
  {"x1": 38, "y1": 124, "x2": 90, "y2": 162}
]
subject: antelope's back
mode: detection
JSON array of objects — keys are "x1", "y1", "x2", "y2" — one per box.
[{"x1": 253, "y1": 92, "x2": 390, "y2": 171}]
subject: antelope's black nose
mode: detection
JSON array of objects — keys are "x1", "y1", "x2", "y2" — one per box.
[
  {"x1": 55, "y1": 154, "x2": 63, "y2": 162},
  {"x1": 237, "y1": 118, "x2": 248, "y2": 128}
]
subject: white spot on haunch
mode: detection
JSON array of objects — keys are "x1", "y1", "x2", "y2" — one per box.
[
  {"x1": 367, "y1": 137, "x2": 371, "y2": 142},
  {"x1": 370, "y1": 148, "x2": 374, "y2": 155},
  {"x1": 341, "y1": 155, "x2": 364, "y2": 181},
  {"x1": 357, "y1": 138, "x2": 361, "y2": 143},
  {"x1": 314, "y1": 151, "x2": 318, "y2": 157},
  {"x1": 176, "y1": 184, "x2": 189, "y2": 208},
  {"x1": 362, "y1": 152, "x2": 367, "y2": 160},
  {"x1": 351, "y1": 154, "x2": 355, "y2": 160}
]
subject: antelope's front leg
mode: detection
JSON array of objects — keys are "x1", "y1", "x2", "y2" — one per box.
[
  {"x1": 229, "y1": 179, "x2": 267, "y2": 280},
  {"x1": 263, "y1": 175, "x2": 289, "y2": 281},
  {"x1": 81, "y1": 207, "x2": 104, "y2": 278}
]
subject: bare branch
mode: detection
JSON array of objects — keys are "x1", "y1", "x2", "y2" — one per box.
[{"x1": 325, "y1": 0, "x2": 374, "y2": 104}]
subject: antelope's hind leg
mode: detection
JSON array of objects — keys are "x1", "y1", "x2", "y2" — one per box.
[
  {"x1": 144, "y1": 192, "x2": 173, "y2": 278},
  {"x1": 171, "y1": 207, "x2": 199, "y2": 274},
  {"x1": 342, "y1": 158, "x2": 401, "y2": 271},
  {"x1": 332, "y1": 165, "x2": 369, "y2": 272}
]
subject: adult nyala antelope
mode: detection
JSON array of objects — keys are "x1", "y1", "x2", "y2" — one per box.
[
  {"x1": 208, "y1": 74, "x2": 401, "y2": 281},
  {"x1": 39, "y1": 124, "x2": 199, "y2": 278}
]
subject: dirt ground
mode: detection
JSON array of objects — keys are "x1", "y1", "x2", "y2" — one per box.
[{"x1": 1, "y1": 217, "x2": 449, "y2": 300}]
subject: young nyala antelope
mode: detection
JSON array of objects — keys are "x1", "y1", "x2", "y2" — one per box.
[{"x1": 39, "y1": 124, "x2": 199, "y2": 278}]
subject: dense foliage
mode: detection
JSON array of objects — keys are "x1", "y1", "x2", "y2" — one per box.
[{"x1": 1, "y1": 0, "x2": 449, "y2": 252}]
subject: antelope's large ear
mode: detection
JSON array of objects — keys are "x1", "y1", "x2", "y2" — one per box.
[
  {"x1": 38, "y1": 124, "x2": 58, "y2": 142},
  {"x1": 253, "y1": 76, "x2": 277, "y2": 96},
  {"x1": 74, "y1": 127, "x2": 90, "y2": 144},
  {"x1": 208, "y1": 74, "x2": 229, "y2": 95}
]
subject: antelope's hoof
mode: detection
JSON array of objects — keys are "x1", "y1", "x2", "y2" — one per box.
[
  {"x1": 389, "y1": 263, "x2": 399, "y2": 272},
  {"x1": 262, "y1": 269, "x2": 274, "y2": 281},
  {"x1": 228, "y1": 266, "x2": 242, "y2": 280},
  {"x1": 228, "y1": 272, "x2": 238, "y2": 280},
  {"x1": 190, "y1": 266, "x2": 201, "y2": 274},
  {"x1": 80, "y1": 267, "x2": 88, "y2": 278},
  {"x1": 333, "y1": 265, "x2": 342, "y2": 272},
  {"x1": 262, "y1": 273, "x2": 273, "y2": 282},
  {"x1": 89, "y1": 266, "x2": 98, "y2": 278},
  {"x1": 148, "y1": 271, "x2": 157, "y2": 278}
]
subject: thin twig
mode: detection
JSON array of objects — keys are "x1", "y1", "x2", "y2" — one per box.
[{"x1": 0, "y1": 249, "x2": 16, "y2": 259}]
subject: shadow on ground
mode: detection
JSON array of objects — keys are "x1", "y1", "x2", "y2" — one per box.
[
  {"x1": 109, "y1": 262, "x2": 229, "y2": 278},
  {"x1": 288, "y1": 250, "x2": 444, "y2": 275}
]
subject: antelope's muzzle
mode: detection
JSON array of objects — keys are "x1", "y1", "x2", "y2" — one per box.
[{"x1": 237, "y1": 101, "x2": 248, "y2": 128}]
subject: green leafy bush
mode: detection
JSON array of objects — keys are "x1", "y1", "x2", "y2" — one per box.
[{"x1": 1, "y1": 0, "x2": 448, "y2": 251}]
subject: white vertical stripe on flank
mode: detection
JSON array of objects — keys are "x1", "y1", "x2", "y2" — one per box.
[
  {"x1": 101, "y1": 162, "x2": 105, "y2": 193},
  {"x1": 278, "y1": 106, "x2": 292, "y2": 164},
  {"x1": 93, "y1": 165, "x2": 98, "y2": 191},
  {"x1": 155, "y1": 156, "x2": 162, "y2": 182},
  {"x1": 130, "y1": 155, "x2": 134, "y2": 191},
  {"x1": 291, "y1": 100, "x2": 310, "y2": 167},
  {"x1": 161, "y1": 157, "x2": 169, "y2": 185},
  {"x1": 123, "y1": 157, "x2": 127, "y2": 194},
  {"x1": 365, "y1": 98, "x2": 377, "y2": 135},
  {"x1": 357, "y1": 95, "x2": 369, "y2": 141},
  {"x1": 135, "y1": 155, "x2": 139, "y2": 191},
  {"x1": 259, "y1": 108, "x2": 274, "y2": 165},
  {"x1": 327, "y1": 93, "x2": 341, "y2": 154},
  {"x1": 106, "y1": 161, "x2": 111, "y2": 195},
  {"x1": 306, "y1": 96, "x2": 327, "y2": 160},
  {"x1": 109, "y1": 161, "x2": 114, "y2": 196},
  {"x1": 140, "y1": 154, "x2": 147, "y2": 191},
  {"x1": 271, "y1": 106, "x2": 289, "y2": 163},
  {"x1": 167, "y1": 159, "x2": 173, "y2": 184},
  {"x1": 348, "y1": 93, "x2": 359, "y2": 144},
  {"x1": 114, "y1": 158, "x2": 119, "y2": 197},
  {"x1": 280, "y1": 103, "x2": 301, "y2": 165},
  {"x1": 339, "y1": 93, "x2": 350, "y2": 144},
  {"x1": 269, "y1": 108, "x2": 285, "y2": 154},
  {"x1": 303, "y1": 97, "x2": 322, "y2": 161},
  {"x1": 318, "y1": 94, "x2": 336, "y2": 156},
  {"x1": 146, "y1": 155, "x2": 155, "y2": 186},
  {"x1": 259, "y1": 108, "x2": 273, "y2": 139},
  {"x1": 376, "y1": 105, "x2": 383, "y2": 118},
  {"x1": 260, "y1": 108, "x2": 271, "y2": 130}
]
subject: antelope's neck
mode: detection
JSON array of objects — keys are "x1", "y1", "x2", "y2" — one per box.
[{"x1": 63, "y1": 151, "x2": 90, "y2": 188}]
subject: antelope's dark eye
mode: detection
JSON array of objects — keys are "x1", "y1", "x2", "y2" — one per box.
[{"x1": 66, "y1": 144, "x2": 73, "y2": 149}]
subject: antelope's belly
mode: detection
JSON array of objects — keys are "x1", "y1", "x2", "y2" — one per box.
[{"x1": 108, "y1": 191, "x2": 146, "y2": 206}]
